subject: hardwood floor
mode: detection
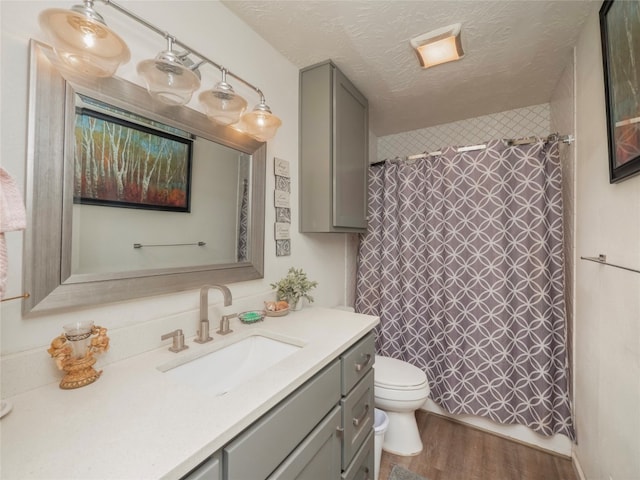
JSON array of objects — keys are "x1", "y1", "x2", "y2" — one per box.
[{"x1": 378, "y1": 411, "x2": 577, "y2": 480}]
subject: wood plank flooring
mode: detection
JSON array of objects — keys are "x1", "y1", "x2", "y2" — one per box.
[{"x1": 379, "y1": 411, "x2": 577, "y2": 480}]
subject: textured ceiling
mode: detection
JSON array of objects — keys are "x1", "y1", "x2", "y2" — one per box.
[{"x1": 221, "y1": 0, "x2": 598, "y2": 137}]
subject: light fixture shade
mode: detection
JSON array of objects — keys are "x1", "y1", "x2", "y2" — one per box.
[
  {"x1": 137, "y1": 52, "x2": 201, "y2": 106},
  {"x1": 198, "y1": 82, "x2": 248, "y2": 125},
  {"x1": 39, "y1": 6, "x2": 130, "y2": 77},
  {"x1": 410, "y1": 23, "x2": 464, "y2": 69},
  {"x1": 240, "y1": 102, "x2": 282, "y2": 142}
]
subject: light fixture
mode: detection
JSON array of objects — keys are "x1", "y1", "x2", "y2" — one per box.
[
  {"x1": 38, "y1": 0, "x2": 281, "y2": 140},
  {"x1": 39, "y1": 0, "x2": 130, "y2": 77},
  {"x1": 410, "y1": 23, "x2": 464, "y2": 69},
  {"x1": 239, "y1": 96, "x2": 283, "y2": 142},
  {"x1": 199, "y1": 68, "x2": 248, "y2": 125},
  {"x1": 137, "y1": 36, "x2": 201, "y2": 106}
]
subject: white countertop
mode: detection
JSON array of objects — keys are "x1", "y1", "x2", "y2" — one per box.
[{"x1": 0, "y1": 308, "x2": 378, "y2": 479}]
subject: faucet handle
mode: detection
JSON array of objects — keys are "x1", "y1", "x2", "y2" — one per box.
[
  {"x1": 161, "y1": 329, "x2": 189, "y2": 353},
  {"x1": 217, "y1": 313, "x2": 237, "y2": 336}
]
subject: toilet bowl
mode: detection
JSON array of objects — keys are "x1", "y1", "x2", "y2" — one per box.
[{"x1": 374, "y1": 355, "x2": 430, "y2": 456}]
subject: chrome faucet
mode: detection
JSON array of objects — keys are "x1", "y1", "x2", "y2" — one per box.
[{"x1": 196, "y1": 285, "x2": 234, "y2": 342}]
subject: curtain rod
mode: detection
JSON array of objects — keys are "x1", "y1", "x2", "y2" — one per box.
[{"x1": 372, "y1": 133, "x2": 575, "y2": 166}]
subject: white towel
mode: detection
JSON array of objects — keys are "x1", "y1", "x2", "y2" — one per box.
[{"x1": 0, "y1": 167, "x2": 27, "y2": 299}]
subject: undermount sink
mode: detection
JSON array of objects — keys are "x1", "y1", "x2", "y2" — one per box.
[{"x1": 158, "y1": 334, "x2": 302, "y2": 396}]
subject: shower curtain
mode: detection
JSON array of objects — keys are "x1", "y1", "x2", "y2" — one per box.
[{"x1": 355, "y1": 138, "x2": 574, "y2": 439}]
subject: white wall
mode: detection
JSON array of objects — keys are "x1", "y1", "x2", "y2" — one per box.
[
  {"x1": 573, "y1": 10, "x2": 640, "y2": 480},
  {"x1": 0, "y1": 1, "x2": 350, "y2": 381},
  {"x1": 550, "y1": 50, "x2": 576, "y2": 402}
]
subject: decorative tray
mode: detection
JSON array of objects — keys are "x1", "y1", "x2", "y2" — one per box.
[{"x1": 265, "y1": 308, "x2": 289, "y2": 317}]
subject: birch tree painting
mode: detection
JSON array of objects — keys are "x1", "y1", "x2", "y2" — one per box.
[{"x1": 74, "y1": 109, "x2": 192, "y2": 211}]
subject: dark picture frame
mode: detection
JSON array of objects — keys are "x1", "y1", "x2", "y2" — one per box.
[
  {"x1": 599, "y1": 0, "x2": 640, "y2": 183},
  {"x1": 73, "y1": 108, "x2": 193, "y2": 211}
]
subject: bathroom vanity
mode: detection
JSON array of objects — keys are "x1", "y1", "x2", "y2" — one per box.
[{"x1": 0, "y1": 308, "x2": 378, "y2": 479}]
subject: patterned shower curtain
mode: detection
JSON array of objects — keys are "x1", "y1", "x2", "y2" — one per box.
[{"x1": 355, "y1": 139, "x2": 575, "y2": 439}]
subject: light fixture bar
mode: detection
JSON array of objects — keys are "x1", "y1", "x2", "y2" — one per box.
[{"x1": 102, "y1": 0, "x2": 263, "y2": 97}]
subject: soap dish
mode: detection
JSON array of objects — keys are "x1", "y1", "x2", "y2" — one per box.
[{"x1": 238, "y1": 310, "x2": 266, "y2": 324}]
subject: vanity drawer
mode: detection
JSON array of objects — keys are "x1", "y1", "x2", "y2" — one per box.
[
  {"x1": 341, "y1": 368, "x2": 374, "y2": 469},
  {"x1": 224, "y1": 360, "x2": 341, "y2": 480},
  {"x1": 341, "y1": 331, "x2": 375, "y2": 395},
  {"x1": 341, "y1": 430, "x2": 374, "y2": 480}
]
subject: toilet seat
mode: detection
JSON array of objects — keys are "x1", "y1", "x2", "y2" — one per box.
[{"x1": 374, "y1": 355, "x2": 428, "y2": 390}]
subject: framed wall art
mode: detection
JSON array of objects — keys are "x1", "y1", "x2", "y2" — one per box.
[
  {"x1": 73, "y1": 108, "x2": 193, "y2": 211},
  {"x1": 600, "y1": 0, "x2": 640, "y2": 183}
]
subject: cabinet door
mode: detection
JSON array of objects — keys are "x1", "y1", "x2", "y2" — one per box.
[
  {"x1": 224, "y1": 361, "x2": 340, "y2": 479},
  {"x1": 333, "y1": 66, "x2": 368, "y2": 230},
  {"x1": 268, "y1": 406, "x2": 342, "y2": 480}
]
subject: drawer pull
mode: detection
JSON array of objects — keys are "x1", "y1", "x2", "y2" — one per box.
[
  {"x1": 336, "y1": 426, "x2": 344, "y2": 438},
  {"x1": 355, "y1": 353, "x2": 372, "y2": 372},
  {"x1": 352, "y1": 403, "x2": 370, "y2": 428},
  {"x1": 362, "y1": 466, "x2": 371, "y2": 480}
]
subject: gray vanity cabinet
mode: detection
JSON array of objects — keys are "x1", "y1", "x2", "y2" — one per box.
[
  {"x1": 182, "y1": 331, "x2": 375, "y2": 480},
  {"x1": 182, "y1": 452, "x2": 221, "y2": 480},
  {"x1": 224, "y1": 361, "x2": 341, "y2": 479},
  {"x1": 300, "y1": 60, "x2": 369, "y2": 233}
]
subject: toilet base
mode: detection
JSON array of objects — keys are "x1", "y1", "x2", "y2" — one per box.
[{"x1": 381, "y1": 410, "x2": 423, "y2": 456}]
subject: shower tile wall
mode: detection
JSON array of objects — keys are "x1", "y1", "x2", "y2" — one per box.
[{"x1": 377, "y1": 103, "x2": 551, "y2": 161}]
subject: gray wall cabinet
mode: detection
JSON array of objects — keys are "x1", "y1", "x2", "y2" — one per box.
[
  {"x1": 182, "y1": 331, "x2": 375, "y2": 480},
  {"x1": 300, "y1": 60, "x2": 369, "y2": 233}
]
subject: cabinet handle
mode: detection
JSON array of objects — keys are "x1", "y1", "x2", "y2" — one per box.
[
  {"x1": 352, "y1": 403, "x2": 370, "y2": 427},
  {"x1": 336, "y1": 426, "x2": 344, "y2": 438},
  {"x1": 355, "y1": 353, "x2": 372, "y2": 372},
  {"x1": 362, "y1": 466, "x2": 371, "y2": 480}
]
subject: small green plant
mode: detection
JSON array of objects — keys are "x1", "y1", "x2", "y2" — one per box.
[{"x1": 271, "y1": 267, "x2": 318, "y2": 306}]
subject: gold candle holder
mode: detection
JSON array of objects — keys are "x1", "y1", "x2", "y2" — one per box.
[{"x1": 48, "y1": 322, "x2": 109, "y2": 389}]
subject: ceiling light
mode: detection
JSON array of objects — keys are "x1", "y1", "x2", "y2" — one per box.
[
  {"x1": 37, "y1": 0, "x2": 282, "y2": 140},
  {"x1": 137, "y1": 37, "x2": 201, "y2": 106},
  {"x1": 39, "y1": 0, "x2": 130, "y2": 77},
  {"x1": 410, "y1": 23, "x2": 464, "y2": 69},
  {"x1": 199, "y1": 69, "x2": 248, "y2": 125},
  {"x1": 238, "y1": 97, "x2": 282, "y2": 142}
]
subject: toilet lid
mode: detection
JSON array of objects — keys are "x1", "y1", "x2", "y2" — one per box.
[{"x1": 374, "y1": 355, "x2": 427, "y2": 388}]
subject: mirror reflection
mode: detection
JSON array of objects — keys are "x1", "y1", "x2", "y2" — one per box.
[{"x1": 71, "y1": 94, "x2": 252, "y2": 275}]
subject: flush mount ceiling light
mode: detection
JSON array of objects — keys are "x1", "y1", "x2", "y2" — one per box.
[
  {"x1": 410, "y1": 23, "x2": 464, "y2": 69},
  {"x1": 37, "y1": 0, "x2": 281, "y2": 140}
]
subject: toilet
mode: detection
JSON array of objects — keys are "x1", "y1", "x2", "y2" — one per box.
[{"x1": 373, "y1": 355, "x2": 430, "y2": 456}]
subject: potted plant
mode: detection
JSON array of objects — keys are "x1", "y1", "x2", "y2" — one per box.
[{"x1": 271, "y1": 267, "x2": 318, "y2": 311}]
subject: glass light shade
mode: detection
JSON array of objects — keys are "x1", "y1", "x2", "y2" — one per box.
[
  {"x1": 240, "y1": 104, "x2": 282, "y2": 142},
  {"x1": 39, "y1": 7, "x2": 130, "y2": 78},
  {"x1": 137, "y1": 54, "x2": 201, "y2": 106},
  {"x1": 198, "y1": 82, "x2": 248, "y2": 125}
]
